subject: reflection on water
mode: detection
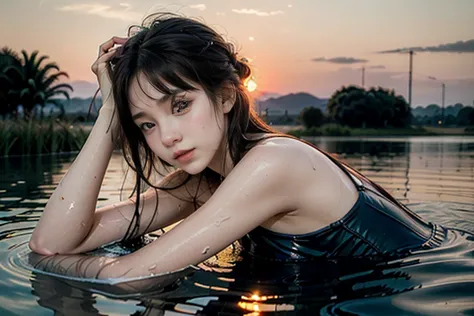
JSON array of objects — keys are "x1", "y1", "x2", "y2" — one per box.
[
  {"x1": 311, "y1": 136, "x2": 474, "y2": 204},
  {"x1": 0, "y1": 136, "x2": 474, "y2": 315}
]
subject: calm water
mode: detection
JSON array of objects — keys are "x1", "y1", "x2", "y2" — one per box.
[{"x1": 1, "y1": 136, "x2": 474, "y2": 315}]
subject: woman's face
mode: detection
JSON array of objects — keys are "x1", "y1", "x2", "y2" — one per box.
[{"x1": 128, "y1": 73, "x2": 229, "y2": 175}]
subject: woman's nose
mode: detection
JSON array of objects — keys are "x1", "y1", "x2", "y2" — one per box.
[{"x1": 160, "y1": 124, "x2": 182, "y2": 147}]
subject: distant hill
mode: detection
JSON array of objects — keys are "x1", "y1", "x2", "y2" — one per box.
[
  {"x1": 42, "y1": 92, "x2": 327, "y2": 122},
  {"x1": 256, "y1": 92, "x2": 328, "y2": 115},
  {"x1": 57, "y1": 92, "x2": 327, "y2": 116},
  {"x1": 69, "y1": 80, "x2": 99, "y2": 99},
  {"x1": 42, "y1": 97, "x2": 102, "y2": 120},
  {"x1": 252, "y1": 91, "x2": 282, "y2": 101}
]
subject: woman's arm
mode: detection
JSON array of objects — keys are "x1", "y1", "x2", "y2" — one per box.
[
  {"x1": 30, "y1": 109, "x2": 116, "y2": 255},
  {"x1": 30, "y1": 143, "x2": 302, "y2": 279},
  {"x1": 29, "y1": 37, "x2": 127, "y2": 255},
  {"x1": 63, "y1": 171, "x2": 200, "y2": 255}
]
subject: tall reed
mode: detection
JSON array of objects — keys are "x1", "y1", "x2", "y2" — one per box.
[{"x1": 0, "y1": 119, "x2": 90, "y2": 157}]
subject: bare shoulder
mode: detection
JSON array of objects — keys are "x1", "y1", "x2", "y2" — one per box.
[
  {"x1": 244, "y1": 136, "x2": 320, "y2": 175},
  {"x1": 241, "y1": 135, "x2": 346, "y2": 196},
  {"x1": 251, "y1": 135, "x2": 345, "y2": 171},
  {"x1": 241, "y1": 135, "x2": 359, "y2": 235}
]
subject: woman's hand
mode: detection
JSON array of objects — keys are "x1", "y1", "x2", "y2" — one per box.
[{"x1": 91, "y1": 36, "x2": 128, "y2": 114}]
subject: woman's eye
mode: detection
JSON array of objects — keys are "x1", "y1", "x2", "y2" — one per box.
[
  {"x1": 172, "y1": 100, "x2": 190, "y2": 114},
  {"x1": 139, "y1": 122, "x2": 155, "y2": 131}
]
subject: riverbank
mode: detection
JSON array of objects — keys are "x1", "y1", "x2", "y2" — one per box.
[{"x1": 275, "y1": 124, "x2": 474, "y2": 137}]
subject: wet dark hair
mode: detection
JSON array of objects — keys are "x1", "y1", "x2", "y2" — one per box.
[{"x1": 106, "y1": 13, "x2": 279, "y2": 243}]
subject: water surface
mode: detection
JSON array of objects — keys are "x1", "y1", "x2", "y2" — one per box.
[{"x1": 1, "y1": 136, "x2": 474, "y2": 315}]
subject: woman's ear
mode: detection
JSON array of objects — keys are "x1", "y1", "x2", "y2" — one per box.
[{"x1": 220, "y1": 84, "x2": 236, "y2": 114}]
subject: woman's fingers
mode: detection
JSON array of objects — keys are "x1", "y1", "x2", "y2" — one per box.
[
  {"x1": 91, "y1": 36, "x2": 128, "y2": 105},
  {"x1": 98, "y1": 36, "x2": 128, "y2": 57},
  {"x1": 91, "y1": 50, "x2": 117, "y2": 75},
  {"x1": 93, "y1": 36, "x2": 128, "y2": 75}
]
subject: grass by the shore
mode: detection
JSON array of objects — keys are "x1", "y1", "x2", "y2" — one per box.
[
  {"x1": 279, "y1": 124, "x2": 474, "y2": 137},
  {"x1": 0, "y1": 119, "x2": 89, "y2": 157}
]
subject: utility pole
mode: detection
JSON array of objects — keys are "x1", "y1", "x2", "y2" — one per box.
[
  {"x1": 361, "y1": 66, "x2": 365, "y2": 88},
  {"x1": 441, "y1": 83, "x2": 445, "y2": 125},
  {"x1": 408, "y1": 50, "x2": 413, "y2": 107}
]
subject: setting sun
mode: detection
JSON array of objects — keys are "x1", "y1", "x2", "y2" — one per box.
[{"x1": 245, "y1": 77, "x2": 258, "y2": 92}]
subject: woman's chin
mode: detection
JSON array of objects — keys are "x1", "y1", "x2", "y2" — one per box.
[{"x1": 178, "y1": 160, "x2": 207, "y2": 175}]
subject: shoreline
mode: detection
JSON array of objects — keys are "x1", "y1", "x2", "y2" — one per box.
[{"x1": 273, "y1": 125, "x2": 474, "y2": 137}]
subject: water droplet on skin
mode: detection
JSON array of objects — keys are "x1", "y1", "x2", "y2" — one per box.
[
  {"x1": 68, "y1": 201, "x2": 75, "y2": 210},
  {"x1": 215, "y1": 216, "x2": 230, "y2": 227},
  {"x1": 148, "y1": 264, "x2": 157, "y2": 271},
  {"x1": 80, "y1": 221, "x2": 86, "y2": 227},
  {"x1": 202, "y1": 246, "x2": 210, "y2": 254}
]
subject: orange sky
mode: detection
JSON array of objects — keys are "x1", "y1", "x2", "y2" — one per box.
[{"x1": 1, "y1": 0, "x2": 473, "y2": 106}]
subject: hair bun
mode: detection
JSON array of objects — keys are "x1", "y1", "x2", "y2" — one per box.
[{"x1": 233, "y1": 57, "x2": 251, "y2": 81}]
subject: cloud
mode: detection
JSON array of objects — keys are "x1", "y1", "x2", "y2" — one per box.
[
  {"x1": 189, "y1": 4, "x2": 206, "y2": 11},
  {"x1": 368, "y1": 65, "x2": 386, "y2": 69},
  {"x1": 58, "y1": 3, "x2": 142, "y2": 22},
  {"x1": 216, "y1": 12, "x2": 226, "y2": 16},
  {"x1": 377, "y1": 39, "x2": 474, "y2": 54},
  {"x1": 232, "y1": 9, "x2": 284, "y2": 17},
  {"x1": 311, "y1": 57, "x2": 368, "y2": 64}
]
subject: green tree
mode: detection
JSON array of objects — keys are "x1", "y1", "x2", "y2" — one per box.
[
  {"x1": 457, "y1": 107, "x2": 474, "y2": 126},
  {"x1": 299, "y1": 107, "x2": 325, "y2": 128},
  {"x1": 327, "y1": 85, "x2": 410, "y2": 128},
  {"x1": 1, "y1": 48, "x2": 73, "y2": 118}
]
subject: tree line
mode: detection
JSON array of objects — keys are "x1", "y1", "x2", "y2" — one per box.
[
  {"x1": 300, "y1": 85, "x2": 474, "y2": 129},
  {"x1": 411, "y1": 103, "x2": 474, "y2": 126}
]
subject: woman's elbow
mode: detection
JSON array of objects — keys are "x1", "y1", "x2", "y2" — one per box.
[{"x1": 28, "y1": 237, "x2": 56, "y2": 256}]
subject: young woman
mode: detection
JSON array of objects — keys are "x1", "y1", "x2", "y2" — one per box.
[{"x1": 29, "y1": 13, "x2": 450, "y2": 280}]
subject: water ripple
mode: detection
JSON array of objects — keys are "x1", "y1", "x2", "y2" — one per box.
[{"x1": 1, "y1": 138, "x2": 474, "y2": 315}]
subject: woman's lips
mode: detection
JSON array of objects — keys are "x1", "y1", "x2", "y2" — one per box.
[{"x1": 175, "y1": 149, "x2": 195, "y2": 163}]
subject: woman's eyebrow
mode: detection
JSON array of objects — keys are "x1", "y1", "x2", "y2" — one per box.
[
  {"x1": 132, "y1": 112, "x2": 147, "y2": 120},
  {"x1": 157, "y1": 89, "x2": 184, "y2": 104},
  {"x1": 131, "y1": 89, "x2": 187, "y2": 120}
]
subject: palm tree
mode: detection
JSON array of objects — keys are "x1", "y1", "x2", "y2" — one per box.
[
  {"x1": 0, "y1": 47, "x2": 22, "y2": 117},
  {"x1": 1, "y1": 48, "x2": 73, "y2": 118}
]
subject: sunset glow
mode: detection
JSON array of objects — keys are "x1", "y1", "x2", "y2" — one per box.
[{"x1": 1, "y1": 1, "x2": 472, "y2": 105}]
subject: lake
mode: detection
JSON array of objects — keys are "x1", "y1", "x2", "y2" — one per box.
[{"x1": 1, "y1": 136, "x2": 473, "y2": 315}]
